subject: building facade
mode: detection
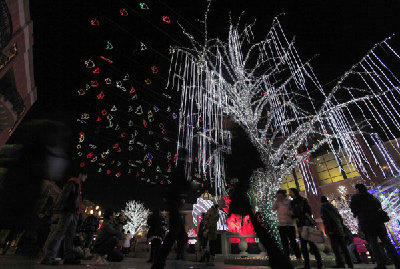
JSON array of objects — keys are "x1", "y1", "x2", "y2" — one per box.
[{"x1": 0, "y1": 0, "x2": 36, "y2": 147}]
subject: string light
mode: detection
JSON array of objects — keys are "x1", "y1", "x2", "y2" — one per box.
[{"x1": 169, "y1": 13, "x2": 400, "y2": 238}]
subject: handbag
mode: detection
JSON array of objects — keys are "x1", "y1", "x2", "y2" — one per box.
[{"x1": 300, "y1": 226, "x2": 326, "y2": 244}]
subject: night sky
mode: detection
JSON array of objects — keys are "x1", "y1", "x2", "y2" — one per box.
[{"x1": 18, "y1": 0, "x2": 400, "y2": 211}]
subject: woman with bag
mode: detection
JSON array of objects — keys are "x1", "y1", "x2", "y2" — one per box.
[
  {"x1": 272, "y1": 189, "x2": 303, "y2": 267},
  {"x1": 289, "y1": 188, "x2": 324, "y2": 269},
  {"x1": 320, "y1": 196, "x2": 353, "y2": 268}
]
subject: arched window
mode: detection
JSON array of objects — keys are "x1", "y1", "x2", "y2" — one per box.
[{"x1": 0, "y1": 0, "x2": 12, "y2": 51}]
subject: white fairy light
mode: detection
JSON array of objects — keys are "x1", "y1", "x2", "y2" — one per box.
[
  {"x1": 169, "y1": 10, "x2": 400, "y2": 224},
  {"x1": 122, "y1": 200, "x2": 149, "y2": 235},
  {"x1": 192, "y1": 198, "x2": 227, "y2": 230}
]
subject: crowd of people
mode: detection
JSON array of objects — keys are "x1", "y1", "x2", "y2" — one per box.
[
  {"x1": 272, "y1": 184, "x2": 400, "y2": 269},
  {"x1": 0, "y1": 168, "x2": 136, "y2": 266},
  {"x1": 1, "y1": 120, "x2": 400, "y2": 269}
]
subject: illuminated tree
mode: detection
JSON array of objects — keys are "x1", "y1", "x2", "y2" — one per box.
[
  {"x1": 123, "y1": 200, "x2": 149, "y2": 235},
  {"x1": 169, "y1": 10, "x2": 400, "y2": 234}
]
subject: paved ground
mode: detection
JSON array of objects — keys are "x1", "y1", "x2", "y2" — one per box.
[{"x1": 0, "y1": 256, "x2": 397, "y2": 269}]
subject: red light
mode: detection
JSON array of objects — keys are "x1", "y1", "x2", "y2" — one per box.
[
  {"x1": 101, "y1": 109, "x2": 107, "y2": 115},
  {"x1": 113, "y1": 143, "x2": 119, "y2": 149},
  {"x1": 79, "y1": 132, "x2": 85, "y2": 137},
  {"x1": 136, "y1": 172, "x2": 139, "y2": 178},
  {"x1": 87, "y1": 152, "x2": 93, "y2": 159},
  {"x1": 116, "y1": 172, "x2": 122, "y2": 177},
  {"x1": 162, "y1": 16, "x2": 171, "y2": 23},
  {"x1": 143, "y1": 119, "x2": 148, "y2": 127},
  {"x1": 151, "y1": 66, "x2": 158, "y2": 74},
  {"x1": 145, "y1": 78, "x2": 151, "y2": 85},
  {"x1": 90, "y1": 19, "x2": 100, "y2": 26},
  {"x1": 107, "y1": 169, "x2": 111, "y2": 175},
  {"x1": 161, "y1": 129, "x2": 166, "y2": 135},
  {"x1": 96, "y1": 116, "x2": 101, "y2": 121},
  {"x1": 80, "y1": 162, "x2": 85, "y2": 167},
  {"x1": 120, "y1": 133, "x2": 126, "y2": 138},
  {"x1": 120, "y1": 9, "x2": 128, "y2": 16},
  {"x1": 117, "y1": 147, "x2": 122, "y2": 153},
  {"x1": 93, "y1": 67, "x2": 100, "y2": 74},
  {"x1": 130, "y1": 87, "x2": 136, "y2": 93},
  {"x1": 91, "y1": 81, "x2": 99, "y2": 87},
  {"x1": 97, "y1": 91, "x2": 105, "y2": 100},
  {"x1": 100, "y1": 56, "x2": 113, "y2": 63}
]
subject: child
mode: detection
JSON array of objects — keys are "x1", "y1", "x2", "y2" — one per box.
[{"x1": 353, "y1": 234, "x2": 369, "y2": 264}]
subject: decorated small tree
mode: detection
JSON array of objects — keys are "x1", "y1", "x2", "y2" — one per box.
[{"x1": 123, "y1": 200, "x2": 149, "y2": 236}]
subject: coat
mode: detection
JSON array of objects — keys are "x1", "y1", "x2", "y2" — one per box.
[
  {"x1": 320, "y1": 201, "x2": 345, "y2": 236},
  {"x1": 350, "y1": 192, "x2": 385, "y2": 234},
  {"x1": 290, "y1": 196, "x2": 313, "y2": 227},
  {"x1": 94, "y1": 219, "x2": 123, "y2": 255},
  {"x1": 55, "y1": 178, "x2": 81, "y2": 215},
  {"x1": 272, "y1": 198, "x2": 294, "y2": 226},
  {"x1": 205, "y1": 208, "x2": 219, "y2": 240},
  {"x1": 353, "y1": 236, "x2": 368, "y2": 253}
]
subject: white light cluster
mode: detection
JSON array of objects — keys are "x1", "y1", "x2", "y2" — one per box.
[
  {"x1": 169, "y1": 10, "x2": 400, "y2": 216},
  {"x1": 122, "y1": 200, "x2": 150, "y2": 235},
  {"x1": 192, "y1": 198, "x2": 227, "y2": 231}
]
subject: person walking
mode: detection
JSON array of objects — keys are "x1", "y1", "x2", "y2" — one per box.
[
  {"x1": 320, "y1": 196, "x2": 353, "y2": 268},
  {"x1": 41, "y1": 170, "x2": 87, "y2": 265},
  {"x1": 272, "y1": 189, "x2": 303, "y2": 267},
  {"x1": 350, "y1": 183, "x2": 400, "y2": 269},
  {"x1": 289, "y1": 188, "x2": 324, "y2": 269}
]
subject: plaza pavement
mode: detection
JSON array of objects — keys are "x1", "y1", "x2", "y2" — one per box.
[{"x1": 0, "y1": 256, "x2": 396, "y2": 269}]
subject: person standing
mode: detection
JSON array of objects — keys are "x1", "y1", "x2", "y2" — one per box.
[
  {"x1": 289, "y1": 188, "x2": 324, "y2": 269},
  {"x1": 203, "y1": 205, "x2": 219, "y2": 266},
  {"x1": 122, "y1": 231, "x2": 132, "y2": 256},
  {"x1": 320, "y1": 196, "x2": 353, "y2": 268},
  {"x1": 151, "y1": 148, "x2": 190, "y2": 269},
  {"x1": 350, "y1": 183, "x2": 400, "y2": 269},
  {"x1": 147, "y1": 209, "x2": 164, "y2": 263},
  {"x1": 41, "y1": 171, "x2": 87, "y2": 265},
  {"x1": 272, "y1": 189, "x2": 303, "y2": 267}
]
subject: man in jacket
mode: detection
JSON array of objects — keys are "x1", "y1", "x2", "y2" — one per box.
[
  {"x1": 41, "y1": 171, "x2": 87, "y2": 265},
  {"x1": 320, "y1": 196, "x2": 353, "y2": 268},
  {"x1": 350, "y1": 183, "x2": 400, "y2": 269},
  {"x1": 289, "y1": 188, "x2": 323, "y2": 269}
]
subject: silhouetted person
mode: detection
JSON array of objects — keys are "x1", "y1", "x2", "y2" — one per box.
[
  {"x1": 289, "y1": 188, "x2": 323, "y2": 269},
  {"x1": 151, "y1": 148, "x2": 190, "y2": 269},
  {"x1": 147, "y1": 209, "x2": 164, "y2": 263},
  {"x1": 350, "y1": 183, "x2": 400, "y2": 269},
  {"x1": 41, "y1": 171, "x2": 87, "y2": 265},
  {"x1": 94, "y1": 211, "x2": 126, "y2": 264},
  {"x1": 320, "y1": 195, "x2": 353, "y2": 268}
]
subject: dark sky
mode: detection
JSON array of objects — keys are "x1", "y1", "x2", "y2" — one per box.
[{"x1": 22, "y1": 0, "x2": 400, "y2": 210}]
